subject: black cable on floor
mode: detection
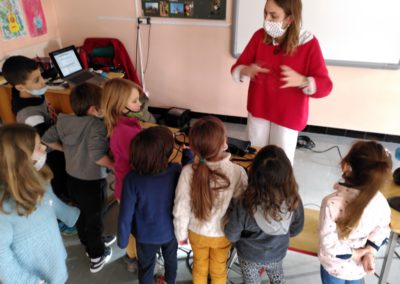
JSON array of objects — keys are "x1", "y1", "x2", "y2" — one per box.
[
  {"x1": 297, "y1": 135, "x2": 343, "y2": 159},
  {"x1": 310, "y1": 146, "x2": 343, "y2": 160}
]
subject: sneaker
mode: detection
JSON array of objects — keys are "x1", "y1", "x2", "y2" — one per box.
[
  {"x1": 154, "y1": 274, "x2": 166, "y2": 284},
  {"x1": 58, "y1": 221, "x2": 66, "y2": 231},
  {"x1": 123, "y1": 254, "x2": 138, "y2": 273},
  {"x1": 102, "y1": 235, "x2": 116, "y2": 247},
  {"x1": 90, "y1": 247, "x2": 112, "y2": 273},
  {"x1": 61, "y1": 225, "x2": 78, "y2": 236}
]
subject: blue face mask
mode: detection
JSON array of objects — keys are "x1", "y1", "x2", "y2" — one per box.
[{"x1": 27, "y1": 85, "x2": 49, "y2": 96}]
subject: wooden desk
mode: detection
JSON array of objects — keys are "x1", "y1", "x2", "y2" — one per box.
[{"x1": 0, "y1": 72, "x2": 123, "y2": 124}]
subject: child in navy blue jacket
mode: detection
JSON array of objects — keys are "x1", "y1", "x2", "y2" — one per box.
[{"x1": 118, "y1": 126, "x2": 192, "y2": 284}]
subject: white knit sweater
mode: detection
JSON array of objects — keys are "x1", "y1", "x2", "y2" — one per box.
[{"x1": 173, "y1": 153, "x2": 248, "y2": 241}]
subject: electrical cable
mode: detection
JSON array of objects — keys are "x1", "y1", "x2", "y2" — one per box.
[
  {"x1": 297, "y1": 135, "x2": 343, "y2": 159},
  {"x1": 310, "y1": 146, "x2": 343, "y2": 160},
  {"x1": 135, "y1": 25, "x2": 139, "y2": 72},
  {"x1": 143, "y1": 24, "x2": 151, "y2": 74}
]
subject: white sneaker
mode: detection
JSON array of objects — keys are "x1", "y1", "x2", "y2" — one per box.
[{"x1": 90, "y1": 247, "x2": 112, "y2": 273}]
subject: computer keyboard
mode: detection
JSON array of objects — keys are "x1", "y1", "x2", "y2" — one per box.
[{"x1": 69, "y1": 71, "x2": 94, "y2": 84}]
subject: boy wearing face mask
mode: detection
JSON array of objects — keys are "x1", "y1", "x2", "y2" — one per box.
[
  {"x1": 2, "y1": 56, "x2": 53, "y2": 135},
  {"x1": 2, "y1": 55, "x2": 75, "y2": 234},
  {"x1": 42, "y1": 82, "x2": 116, "y2": 273}
]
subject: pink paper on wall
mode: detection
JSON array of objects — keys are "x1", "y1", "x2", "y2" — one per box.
[{"x1": 21, "y1": 0, "x2": 47, "y2": 37}]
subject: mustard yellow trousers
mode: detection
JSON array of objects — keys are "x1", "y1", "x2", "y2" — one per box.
[{"x1": 189, "y1": 230, "x2": 231, "y2": 284}]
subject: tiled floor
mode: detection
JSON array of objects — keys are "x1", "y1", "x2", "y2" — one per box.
[{"x1": 64, "y1": 122, "x2": 400, "y2": 283}]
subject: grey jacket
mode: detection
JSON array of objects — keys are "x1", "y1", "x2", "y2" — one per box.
[
  {"x1": 224, "y1": 198, "x2": 304, "y2": 263},
  {"x1": 43, "y1": 113, "x2": 108, "y2": 180}
]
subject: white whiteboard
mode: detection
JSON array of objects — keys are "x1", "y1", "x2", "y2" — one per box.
[{"x1": 232, "y1": 0, "x2": 400, "y2": 69}]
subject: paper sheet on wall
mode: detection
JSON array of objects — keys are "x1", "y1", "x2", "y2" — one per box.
[
  {"x1": 0, "y1": 0, "x2": 27, "y2": 40},
  {"x1": 21, "y1": 0, "x2": 47, "y2": 37}
]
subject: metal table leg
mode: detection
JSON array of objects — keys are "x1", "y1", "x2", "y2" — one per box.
[{"x1": 378, "y1": 231, "x2": 398, "y2": 284}]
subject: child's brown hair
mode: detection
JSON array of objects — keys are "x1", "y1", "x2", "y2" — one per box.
[
  {"x1": 189, "y1": 116, "x2": 230, "y2": 222},
  {"x1": 2, "y1": 56, "x2": 39, "y2": 85},
  {"x1": 336, "y1": 141, "x2": 392, "y2": 239},
  {"x1": 70, "y1": 83, "x2": 102, "y2": 116},
  {"x1": 242, "y1": 145, "x2": 300, "y2": 221},
  {"x1": 129, "y1": 126, "x2": 174, "y2": 175}
]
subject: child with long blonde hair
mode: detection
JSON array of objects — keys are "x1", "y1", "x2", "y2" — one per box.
[
  {"x1": 173, "y1": 116, "x2": 248, "y2": 284},
  {"x1": 0, "y1": 123, "x2": 79, "y2": 283},
  {"x1": 319, "y1": 141, "x2": 392, "y2": 284},
  {"x1": 102, "y1": 78, "x2": 143, "y2": 271},
  {"x1": 224, "y1": 145, "x2": 304, "y2": 284}
]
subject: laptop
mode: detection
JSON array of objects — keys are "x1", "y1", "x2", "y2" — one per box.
[{"x1": 49, "y1": 45, "x2": 107, "y2": 86}]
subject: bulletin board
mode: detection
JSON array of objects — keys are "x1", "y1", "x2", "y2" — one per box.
[{"x1": 141, "y1": 0, "x2": 226, "y2": 20}]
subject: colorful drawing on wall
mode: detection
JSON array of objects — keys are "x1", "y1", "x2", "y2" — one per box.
[
  {"x1": 184, "y1": 1, "x2": 194, "y2": 17},
  {"x1": 170, "y1": 3, "x2": 184, "y2": 16},
  {"x1": 0, "y1": 0, "x2": 27, "y2": 40},
  {"x1": 21, "y1": 0, "x2": 47, "y2": 37},
  {"x1": 144, "y1": 2, "x2": 159, "y2": 15},
  {"x1": 160, "y1": 1, "x2": 169, "y2": 17}
]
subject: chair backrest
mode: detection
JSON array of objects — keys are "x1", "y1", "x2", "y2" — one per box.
[{"x1": 81, "y1": 38, "x2": 141, "y2": 85}]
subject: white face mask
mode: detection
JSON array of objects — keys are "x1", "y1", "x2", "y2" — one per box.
[
  {"x1": 27, "y1": 85, "x2": 49, "y2": 96},
  {"x1": 263, "y1": 20, "x2": 287, "y2": 38},
  {"x1": 33, "y1": 152, "x2": 47, "y2": 171}
]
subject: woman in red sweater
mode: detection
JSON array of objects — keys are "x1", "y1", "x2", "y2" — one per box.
[{"x1": 231, "y1": 0, "x2": 332, "y2": 164}]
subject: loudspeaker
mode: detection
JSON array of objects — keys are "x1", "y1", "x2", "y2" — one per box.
[{"x1": 163, "y1": 107, "x2": 191, "y2": 128}]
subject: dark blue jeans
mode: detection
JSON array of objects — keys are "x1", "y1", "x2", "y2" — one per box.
[
  {"x1": 320, "y1": 265, "x2": 362, "y2": 284},
  {"x1": 136, "y1": 238, "x2": 178, "y2": 284}
]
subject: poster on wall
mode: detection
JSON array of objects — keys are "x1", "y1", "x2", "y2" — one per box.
[
  {"x1": 142, "y1": 0, "x2": 226, "y2": 20},
  {"x1": 21, "y1": 0, "x2": 47, "y2": 37},
  {"x1": 0, "y1": 0, "x2": 27, "y2": 40}
]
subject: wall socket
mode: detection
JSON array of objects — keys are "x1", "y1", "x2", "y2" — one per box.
[{"x1": 138, "y1": 17, "x2": 151, "y2": 25}]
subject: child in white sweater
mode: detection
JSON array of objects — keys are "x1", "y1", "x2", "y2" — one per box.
[
  {"x1": 319, "y1": 141, "x2": 392, "y2": 283},
  {"x1": 173, "y1": 116, "x2": 248, "y2": 284}
]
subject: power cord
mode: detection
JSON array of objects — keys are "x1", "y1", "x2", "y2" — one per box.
[{"x1": 297, "y1": 135, "x2": 343, "y2": 159}]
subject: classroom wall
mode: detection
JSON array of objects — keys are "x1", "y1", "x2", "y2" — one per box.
[
  {"x1": 0, "y1": 0, "x2": 61, "y2": 64},
  {"x1": 13, "y1": 0, "x2": 400, "y2": 135}
]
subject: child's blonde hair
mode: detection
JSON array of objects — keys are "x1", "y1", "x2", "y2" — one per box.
[
  {"x1": 101, "y1": 78, "x2": 144, "y2": 136},
  {"x1": 189, "y1": 116, "x2": 230, "y2": 222},
  {"x1": 0, "y1": 124, "x2": 52, "y2": 216},
  {"x1": 336, "y1": 141, "x2": 392, "y2": 239}
]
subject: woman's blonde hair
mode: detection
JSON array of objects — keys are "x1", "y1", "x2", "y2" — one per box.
[
  {"x1": 0, "y1": 124, "x2": 52, "y2": 216},
  {"x1": 264, "y1": 0, "x2": 302, "y2": 55},
  {"x1": 101, "y1": 78, "x2": 144, "y2": 136},
  {"x1": 189, "y1": 116, "x2": 230, "y2": 222},
  {"x1": 336, "y1": 141, "x2": 392, "y2": 239}
]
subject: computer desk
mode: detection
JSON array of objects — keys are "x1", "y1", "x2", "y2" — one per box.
[{"x1": 0, "y1": 72, "x2": 123, "y2": 124}]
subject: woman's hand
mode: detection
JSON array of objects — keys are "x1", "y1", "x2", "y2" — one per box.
[
  {"x1": 280, "y1": 65, "x2": 308, "y2": 88},
  {"x1": 240, "y1": 64, "x2": 269, "y2": 80},
  {"x1": 178, "y1": 239, "x2": 188, "y2": 246},
  {"x1": 362, "y1": 253, "x2": 375, "y2": 274}
]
